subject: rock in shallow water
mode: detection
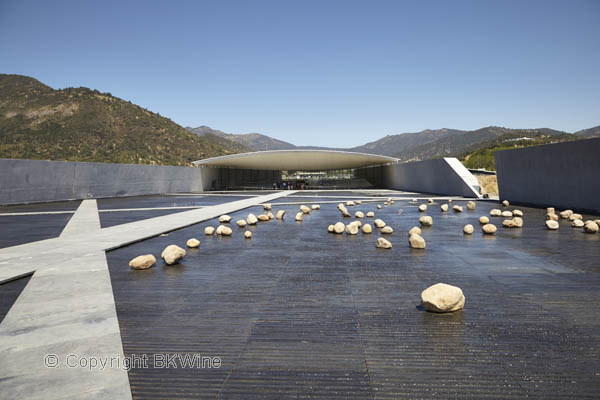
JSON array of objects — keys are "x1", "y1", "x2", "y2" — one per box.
[
  {"x1": 546, "y1": 220, "x2": 559, "y2": 230},
  {"x1": 547, "y1": 213, "x2": 559, "y2": 221},
  {"x1": 409, "y1": 233, "x2": 426, "y2": 249},
  {"x1": 362, "y1": 224, "x2": 372, "y2": 234},
  {"x1": 186, "y1": 238, "x2": 200, "y2": 248},
  {"x1": 569, "y1": 213, "x2": 583, "y2": 221},
  {"x1": 482, "y1": 223, "x2": 497, "y2": 234},
  {"x1": 419, "y1": 216, "x2": 433, "y2": 226},
  {"x1": 440, "y1": 204, "x2": 448, "y2": 212},
  {"x1": 376, "y1": 237, "x2": 392, "y2": 249},
  {"x1": 584, "y1": 221, "x2": 599, "y2": 233},
  {"x1": 502, "y1": 219, "x2": 516, "y2": 228},
  {"x1": 244, "y1": 230, "x2": 252, "y2": 239},
  {"x1": 463, "y1": 224, "x2": 474, "y2": 234},
  {"x1": 216, "y1": 225, "x2": 232, "y2": 236},
  {"x1": 479, "y1": 216, "x2": 489, "y2": 224},
  {"x1": 512, "y1": 217, "x2": 523, "y2": 227},
  {"x1": 381, "y1": 226, "x2": 393, "y2": 234},
  {"x1": 204, "y1": 226, "x2": 215, "y2": 235},
  {"x1": 161, "y1": 245, "x2": 186, "y2": 265},
  {"x1": 246, "y1": 213, "x2": 258, "y2": 225},
  {"x1": 560, "y1": 210, "x2": 573, "y2": 219},
  {"x1": 219, "y1": 215, "x2": 231, "y2": 223},
  {"x1": 129, "y1": 254, "x2": 156, "y2": 270},
  {"x1": 421, "y1": 283, "x2": 465, "y2": 313},
  {"x1": 374, "y1": 219, "x2": 386, "y2": 228},
  {"x1": 276, "y1": 210, "x2": 285, "y2": 220},
  {"x1": 408, "y1": 226, "x2": 421, "y2": 236},
  {"x1": 346, "y1": 222, "x2": 359, "y2": 235},
  {"x1": 333, "y1": 222, "x2": 345, "y2": 234}
]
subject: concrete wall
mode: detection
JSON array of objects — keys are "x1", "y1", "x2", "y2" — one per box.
[
  {"x1": 0, "y1": 156, "x2": 482, "y2": 204},
  {"x1": 381, "y1": 157, "x2": 480, "y2": 198},
  {"x1": 0, "y1": 158, "x2": 212, "y2": 205},
  {"x1": 495, "y1": 138, "x2": 600, "y2": 213}
]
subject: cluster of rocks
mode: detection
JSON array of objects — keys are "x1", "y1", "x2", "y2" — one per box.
[
  {"x1": 545, "y1": 207, "x2": 599, "y2": 233},
  {"x1": 328, "y1": 216, "x2": 383, "y2": 237},
  {"x1": 502, "y1": 217, "x2": 523, "y2": 228},
  {"x1": 129, "y1": 243, "x2": 189, "y2": 270},
  {"x1": 129, "y1": 205, "x2": 318, "y2": 270}
]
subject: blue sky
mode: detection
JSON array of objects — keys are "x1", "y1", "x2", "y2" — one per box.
[{"x1": 1, "y1": 0, "x2": 599, "y2": 147}]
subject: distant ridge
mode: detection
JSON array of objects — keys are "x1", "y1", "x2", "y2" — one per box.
[
  {"x1": 187, "y1": 124, "x2": 600, "y2": 163},
  {"x1": 186, "y1": 126, "x2": 296, "y2": 151}
]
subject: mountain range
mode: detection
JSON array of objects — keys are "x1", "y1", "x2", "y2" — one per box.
[
  {"x1": 1, "y1": 73, "x2": 598, "y2": 167},
  {"x1": 187, "y1": 124, "x2": 599, "y2": 163}
]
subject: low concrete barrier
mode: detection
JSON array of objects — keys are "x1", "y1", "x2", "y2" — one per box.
[
  {"x1": 495, "y1": 138, "x2": 600, "y2": 213},
  {"x1": 381, "y1": 157, "x2": 480, "y2": 197},
  {"x1": 0, "y1": 158, "x2": 210, "y2": 205},
  {"x1": 0, "y1": 156, "x2": 482, "y2": 204}
]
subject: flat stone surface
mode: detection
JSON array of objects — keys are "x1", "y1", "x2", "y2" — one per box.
[{"x1": 105, "y1": 195, "x2": 600, "y2": 398}]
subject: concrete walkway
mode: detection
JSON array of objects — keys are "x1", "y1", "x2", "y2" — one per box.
[
  {"x1": 59, "y1": 199, "x2": 101, "y2": 238},
  {"x1": 0, "y1": 191, "x2": 295, "y2": 399}
]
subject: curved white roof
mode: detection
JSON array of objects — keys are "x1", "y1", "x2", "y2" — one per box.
[{"x1": 193, "y1": 150, "x2": 398, "y2": 171}]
